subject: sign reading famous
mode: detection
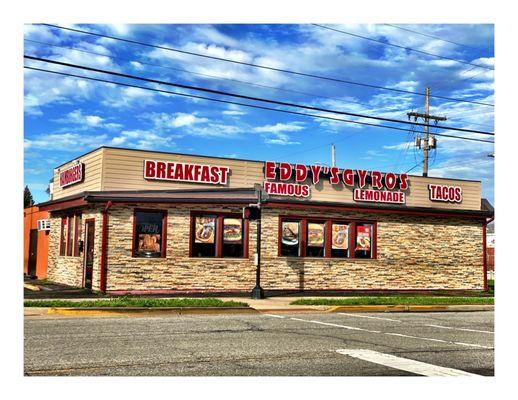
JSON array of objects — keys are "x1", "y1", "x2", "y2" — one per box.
[
  {"x1": 144, "y1": 160, "x2": 230, "y2": 185},
  {"x1": 59, "y1": 163, "x2": 84, "y2": 188},
  {"x1": 263, "y1": 161, "x2": 408, "y2": 204}
]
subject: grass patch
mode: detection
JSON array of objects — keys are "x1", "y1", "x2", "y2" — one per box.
[
  {"x1": 290, "y1": 296, "x2": 494, "y2": 306},
  {"x1": 24, "y1": 296, "x2": 249, "y2": 308},
  {"x1": 488, "y1": 279, "x2": 495, "y2": 295}
]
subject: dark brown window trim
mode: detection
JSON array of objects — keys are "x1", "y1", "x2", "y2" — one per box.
[
  {"x1": 278, "y1": 215, "x2": 378, "y2": 260},
  {"x1": 132, "y1": 208, "x2": 168, "y2": 258},
  {"x1": 189, "y1": 211, "x2": 249, "y2": 259},
  {"x1": 60, "y1": 212, "x2": 83, "y2": 257}
]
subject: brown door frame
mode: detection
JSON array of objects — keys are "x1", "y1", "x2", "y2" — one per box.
[
  {"x1": 82, "y1": 218, "x2": 95, "y2": 289},
  {"x1": 28, "y1": 229, "x2": 38, "y2": 277}
]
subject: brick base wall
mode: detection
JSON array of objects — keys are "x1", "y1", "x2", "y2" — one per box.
[{"x1": 47, "y1": 204, "x2": 485, "y2": 292}]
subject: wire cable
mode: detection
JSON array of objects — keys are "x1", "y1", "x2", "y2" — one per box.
[
  {"x1": 23, "y1": 55, "x2": 496, "y2": 137},
  {"x1": 312, "y1": 24, "x2": 494, "y2": 71},
  {"x1": 38, "y1": 24, "x2": 494, "y2": 107},
  {"x1": 23, "y1": 65, "x2": 495, "y2": 144}
]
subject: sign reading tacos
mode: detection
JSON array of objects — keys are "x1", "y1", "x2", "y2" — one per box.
[
  {"x1": 428, "y1": 184, "x2": 462, "y2": 203},
  {"x1": 263, "y1": 161, "x2": 408, "y2": 204},
  {"x1": 144, "y1": 160, "x2": 230, "y2": 185},
  {"x1": 59, "y1": 163, "x2": 84, "y2": 188}
]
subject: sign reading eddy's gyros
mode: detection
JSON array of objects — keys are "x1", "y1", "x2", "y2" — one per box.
[
  {"x1": 144, "y1": 160, "x2": 230, "y2": 185},
  {"x1": 263, "y1": 161, "x2": 409, "y2": 204}
]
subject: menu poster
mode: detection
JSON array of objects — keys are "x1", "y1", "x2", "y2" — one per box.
[
  {"x1": 223, "y1": 218, "x2": 242, "y2": 243},
  {"x1": 332, "y1": 224, "x2": 348, "y2": 250},
  {"x1": 307, "y1": 223, "x2": 325, "y2": 247},
  {"x1": 138, "y1": 233, "x2": 161, "y2": 253},
  {"x1": 355, "y1": 225, "x2": 371, "y2": 251},
  {"x1": 282, "y1": 222, "x2": 299, "y2": 246},
  {"x1": 195, "y1": 216, "x2": 216, "y2": 244}
]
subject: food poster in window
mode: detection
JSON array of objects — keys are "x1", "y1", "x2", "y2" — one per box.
[
  {"x1": 355, "y1": 225, "x2": 372, "y2": 251},
  {"x1": 195, "y1": 216, "x2": 216, "y2": 244},
  {"x1": 223, "y1": 218, "x2": 242, "y2": 243},
  {"x1": 137, "y1": 221, "x2": 161, "y2": 254},
  {"x1": 282, "y1": 221, "x2": 299, "y2": 246},
  {"x1": 332, "y1": 224, "x2": 349, "y2": 250},
  {"x1": 308, "y1": 223, "x2": 325, "y2": 247}
]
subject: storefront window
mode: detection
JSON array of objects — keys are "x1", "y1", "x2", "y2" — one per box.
[
  {"x1": 66, "y1": 216, "x2": 74, "y2": 256},
  {"x1": 354, "y1": 223, "x2": 373, "y2": 259},
  {"x1": 60, "y1": 217, "x2": 67, "y2": 256},
  {"x1": 133, "y1": 210, "x2": 166, "y2": 258},
  {"x1": 331, "y1": 223, "x2": 349, "y2": 258},
  {"x1": 191, "y1": 214, "x2": 247, "y2": 258},
  {"x1": 192, "y1": 215, "x2": 217, "y2": 257},
  {"x1": 73, "y1": 214, "x2": 82, "y2": 257},
  {"x1": 281, "y1": 220, "x2": 300, "y2": 256},
  {"x1": 307, "y1": 221, "x2": 325, "y2": 257},
  {"x1": 222, "y1": 217, "x2": 243, "y2": 258},
  {"x1": 278, "y1": 217, "x2": 375, "y2": 259}
]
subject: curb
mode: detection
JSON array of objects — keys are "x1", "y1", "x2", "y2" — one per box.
[
  {"x1": 46, "y1": 306, "x2": 258, "y2": 316},
  {"x1": 326, "y1": 305, "x2": 494, "y2": 313}
]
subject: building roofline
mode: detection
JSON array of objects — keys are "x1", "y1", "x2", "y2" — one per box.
[{"x1": 53, "y1": 145, "x2": 483, "y2": 183}]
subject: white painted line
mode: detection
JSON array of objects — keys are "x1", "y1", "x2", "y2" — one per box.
[
  {"x1": 262, "y1": 314, "x2": 285, "y2": 319},
  {"x1": 336, "y1": 349, "x2": 481, "y2": 377},
  {"x1": 339, "y1": 313, "x2": 402, "y2": 322},
  {"x1": 288, "y1": 317, "x2": 493, "y2": 349},
  {"x1": 426, "y1": 324, "x2": 494, "y2": 334}
]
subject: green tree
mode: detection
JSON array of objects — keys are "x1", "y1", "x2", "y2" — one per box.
[{"x1": 24, "y1": 185, "x2": 34, "y2": 208}]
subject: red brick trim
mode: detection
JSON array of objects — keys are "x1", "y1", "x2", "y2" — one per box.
[
  {"x1": 483, "y1": 223, "x2": 488, "y2": 292},
  {"x1": 39, "y1": 197, "x2": 87, "y2": 211},
  {"x1": 82, "y1": 218, "x2": 95, "y2": 288}
]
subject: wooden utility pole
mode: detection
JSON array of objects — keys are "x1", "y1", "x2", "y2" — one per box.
[{"x1": 407, "y1": 87, "x2": 447, "y2": 177}]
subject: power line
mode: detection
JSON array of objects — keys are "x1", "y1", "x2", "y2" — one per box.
[
  {"x1": 38, "y1": 24, "x2": 494, "y2": 107},
  {"x1": 24, "y1": 55, "x2": 496, "y2": 137},
  {"x1": 24, "y1": 38, "x2": 378, "y2": 112},
  {"x1": 23, "y1": 65, "x2": 495, "y2": 145},
  {"x1": 383, "y1": 24, "x2": 482, "y2": 51},
  {"x1": 312, "y1": 24, "x2": 494, "y2": 71}
]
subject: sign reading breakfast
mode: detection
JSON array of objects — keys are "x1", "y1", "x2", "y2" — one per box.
[
  {"x1": 59, "y1": 163, "x2": 84, "y2": 188},
  {"x1": 144, "y1": 160, "x2": 231, "y2": 185},
  {"x1": 263, "y1": 161, "x2": 409, "y2": 204}
]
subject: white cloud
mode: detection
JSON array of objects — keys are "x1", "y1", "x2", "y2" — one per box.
[
  {"x1": 24, "y1": 133, "x2": 108, "y2": 151},
  {"x1": 109, "y1": 130, "x2": 175, "y2": 150},
  {"x1": 253, "y1": 122, "x2": 305, "y2": 133},
  {"x1": 169, "y1": 113, "x2": 209, "y2": 128},
  {"x1": 223, "y1": 110, "x2": 246, "y2": 116}
]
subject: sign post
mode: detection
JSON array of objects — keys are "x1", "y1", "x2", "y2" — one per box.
[{"x1": 249, "y1": 184, "x2": 267, "y2": 299}]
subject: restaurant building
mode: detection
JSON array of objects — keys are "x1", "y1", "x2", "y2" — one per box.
[{"x1": 38, "y1": 146, "x2": 494, "y2": 295}]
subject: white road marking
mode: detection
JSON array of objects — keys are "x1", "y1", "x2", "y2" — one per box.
[
  {"x1": 337, "y1": 313, "x2": 494, "y2": 335},
  {"x1": 425, "y1": 324, "x2": 494, "y2": 334},
  {"x1": 338, "y1": 313, "x2": 402, "y2": 322},
  {"x1": 336, "y1": 349, "x2": 481, "y2": 377},
  {"x1": 288, "y1": 317, "x2": 493, "y2": 349},
  {"x1": 262, "y1": 314, "x2": 285, "y2": 319}
]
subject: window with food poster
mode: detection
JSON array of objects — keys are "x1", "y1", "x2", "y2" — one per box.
[
  {"x1": 355, "y1": 224, "x2": 372, "y2": 258},
  {"x1": 281, "y1": 220, "x2": 300, "y2": 256},
  {"x1": 134, "y1": 211, "x2": 165, "y2": 258},
  {"x1": 192, "y1": 215, "x2": 217, "y2": 257},
  {"x1": 307, "y1": 222, "x2": 325, "y2": 257},
  {"x1": 222, "y1": 217, "x2": 244, "y2": 257},
  {"x1": 331, "y1": 223, "x2": 349, "y2": 258}
]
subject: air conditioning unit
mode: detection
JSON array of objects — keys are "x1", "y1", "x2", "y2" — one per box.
[{"x1": 37, "y1": 219, "x2": 51, "y2": 231}]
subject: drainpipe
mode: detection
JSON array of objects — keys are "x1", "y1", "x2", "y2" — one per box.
[
  {"x1": 100, "y1": 201, "x2": 112, "y2": 293},
  {"x1": 482, "y1": 216, "x2": 494, "y2": 293}
]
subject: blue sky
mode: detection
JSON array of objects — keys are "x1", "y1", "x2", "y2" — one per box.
[{"x1": 24, "y1": 23, "x2": 494, "y2": 204}]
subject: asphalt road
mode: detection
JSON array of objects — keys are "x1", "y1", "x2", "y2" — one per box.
[{"x1": 24, "y1": 311, "x2": 494, "y2": 376}]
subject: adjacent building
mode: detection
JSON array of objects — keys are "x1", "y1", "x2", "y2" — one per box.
[
  {"x1": 23, "y1": 206, "x2": 50, "y2": 279},
  {"x1": 37, "y1": 146, "x2": 494, "y2": 294}
]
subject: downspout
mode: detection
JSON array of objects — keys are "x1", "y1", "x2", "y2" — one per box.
[
  {"x1": 100, "y1": 201, "x2": 113, "y2": 293},
  {"x1": 482, "y1": 216, "x2": 494, "y2": 292}
]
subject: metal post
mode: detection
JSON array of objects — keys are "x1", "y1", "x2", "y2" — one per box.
[
  {"x1": 251, "y1": 185, "x2": 265, "y2": 299},
  {"x1": 331, "y1": 143, "x2": 336, "y2": 167}
]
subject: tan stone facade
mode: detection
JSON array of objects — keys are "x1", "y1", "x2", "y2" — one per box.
[{"x1": 47, "y1": 204, "x2": 485, "y2": 292}]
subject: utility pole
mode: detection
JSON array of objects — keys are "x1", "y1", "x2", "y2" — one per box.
[
  {"x1": 407, "y1": 87, "x2": 447, "y2": 177},
  {"x1": 331, "y1": 143, "x2": 336, "y2": 167}
]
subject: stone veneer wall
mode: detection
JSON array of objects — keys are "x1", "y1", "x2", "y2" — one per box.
[
  {"x1": 47, "y1": 206, "x2": 103, "y2": 290},
  {"x1": 47, "y1": 204, "x2": 485, "y2": 292}
]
